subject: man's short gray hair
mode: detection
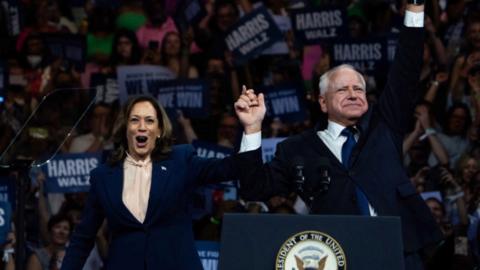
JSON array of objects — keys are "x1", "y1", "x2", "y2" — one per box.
[{"x1": 318, "y1": 64, "x2": 366, "y2": 96}]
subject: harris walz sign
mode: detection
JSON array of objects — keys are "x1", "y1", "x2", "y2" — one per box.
[
  {"x1": 291, "y1": 7, "x2": 347, "y2": 45},
  {"x1": 225, "y1": 7, "x2": 283, "y2": 65}
]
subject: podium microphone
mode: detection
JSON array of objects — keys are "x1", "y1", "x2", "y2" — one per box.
[
  {"x1": 292, "y1": 156, "x2": 306, "y2": 194},
  {"x1": 317, "y1": 157, "x2": 331, "y2": 193}
]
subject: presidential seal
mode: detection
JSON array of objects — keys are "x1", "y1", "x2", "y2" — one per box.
[{"x1": 275, "y1": 230, "x2": 346, "y2": 270}]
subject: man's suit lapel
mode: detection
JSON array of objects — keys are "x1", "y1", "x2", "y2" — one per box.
[
  {"x1": 304, "y1": 130, "x2": 344, "y2": 170},
  {"x1": 104, "y1": 165, "x2": 141, "y2": 226}
]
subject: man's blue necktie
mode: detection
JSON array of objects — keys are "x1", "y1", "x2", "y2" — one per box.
[{"x1": 341, "y1": 127, "x2": 370, "y2": 216}]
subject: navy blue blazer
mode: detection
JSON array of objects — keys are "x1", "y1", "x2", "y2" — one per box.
[
  {"x1": 61, "y1": 144, "x2": 247, "y2": 270},
  {"x1": 238, "y1": 26, "x2": 443, "y2": 253}
]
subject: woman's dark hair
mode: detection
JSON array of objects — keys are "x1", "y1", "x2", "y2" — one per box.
[
  {"x1": 108, "y1": 95, "x2": 173, "y2": 165},
  {"x1": 110, "y1": 28, "x2": 142, "y2": 66},
  {"x1": 160, "y1": 31, "x2": 182, "y2": 65},
  {"x1": 47, "y1": 214, "x2": 73, "y2": 234}
]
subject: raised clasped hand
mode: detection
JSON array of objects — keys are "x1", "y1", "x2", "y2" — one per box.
[{"x1": 234, "y1": 85, "x2": 266, "y2": 134}]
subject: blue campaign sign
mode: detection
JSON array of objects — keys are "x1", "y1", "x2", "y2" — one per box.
[
  {"x1": 90, "y1": 73, "x2": 119, "y2": 104},
  {"x1": 117, "y1": 65, "x2": 175, "y2": 103},
  {"x1": 331, "y1": 37, "x2": 388, "y2": 75},
  {"x1": 43, "y1": 33, "x2": 87, "y2": 71},
  {"x1": 262, "y1": 137, "x2": 286, "y2": 163},
  {"x1": 117, "y1": 66, "x2": 209, "y2": 117},
  {"x1": 195, "y1": 241, "x2": 220, "y2": 270},
  {"x1": 0, "y1": 176, "x2": 15, "y2": 208},
  {"x1": 5, "y1": 0, "x2": 21, "y2": 36},
  {"x1": 261, "y1": 84, "x2": 307, "y2": 122},
  {"x1": 41, "y1": 152, "x2": 101, "y2": 193},
  {"x1": 225, "y1": 7, "x2": 284, "y2": 65},
  {"x1": 0, "y1": 201, "x2": 11, "y2": 245},
  {"x1": 291, "y1": 7, "x2": 347, "y2": 45},
  {"x1": 146, "y1": 79, "x2": 209, "y2": 118},
  {"x1": 192, "y1": 140, "x2": 233, "y2": 159}
]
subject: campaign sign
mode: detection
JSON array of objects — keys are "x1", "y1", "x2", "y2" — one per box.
[
  {"x1": 43, "y1": 33, "x2": 86, "y2": 71},
  {"x1": 90, "y1": 73, "x2": 119, "y2": 104},
  {"x1": 0, "y1": 201, "x2": 11, "y2": 245},
  {"x1": 192, "y1": 140, "x2": 233, "y2": 159},
  {"x1": 117, "y1": 65, "x2": 175, "y2": 102},
  {"x1": 118, "y1": 66, "x2": 209, "y2": 116},
  {"x1": 262, "y1": 137, "x2": 286, "y2": 163},
  {"x1": 225, "y1": 7, "x2": 283, "y2": 65},
  {"x1": 261, "y1": 84, "x2": 306, "y2": 122},
  {"x1": 196, "y1": 241, "x2": 220, "y2": 270},
  {"x1": 291, "y1": 7, "x2": 347, "y2": 45},
  {"x1": 331, "y1": 37, "x2": 388, "y2": 75},
  {"x1": 42, "y1": 152, "x2": 101, "y2": 193},
  {"x1": 3, "y1": 0, "x2": 21, "y2": 36},
  {"x1": 0, "y1": 176, "x2": 15, "y2": 207},
  {"x1": 146, "y1": 79, "x2": 209, "y2": 118}
]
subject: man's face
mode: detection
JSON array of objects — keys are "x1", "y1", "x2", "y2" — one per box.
[
  {"x1": 426, "y1": 199, "x2": 444, "y2": 225},
  {"x1": 216, "y1": 5, "x2": 237, "y2": 32},
  {"x1": 448, "y1": 107, "x2": 467, "y2": 135},
  {"x1": 319, "y1": 68, "x2": 368, "y2": 126},
  {"x1": 117, "y1": 37, "x2": 133, "y2": 59}
]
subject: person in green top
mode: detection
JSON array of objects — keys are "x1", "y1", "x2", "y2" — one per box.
[{"x1": 115, "y1": 0, "x2": 147, "y2": 31}]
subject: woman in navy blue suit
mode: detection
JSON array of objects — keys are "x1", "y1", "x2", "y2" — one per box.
[{"x1": 61, "y1": 92, "x2": 266, "y2": 270}]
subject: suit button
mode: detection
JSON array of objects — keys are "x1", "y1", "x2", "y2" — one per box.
[{"x1": 348, "y1": 171, "x2": 355, "y2": 177}]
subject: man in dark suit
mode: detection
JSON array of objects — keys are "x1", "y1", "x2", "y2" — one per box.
[{"x1": 234, "y1": 2, "x2": 442, "y2": 269}]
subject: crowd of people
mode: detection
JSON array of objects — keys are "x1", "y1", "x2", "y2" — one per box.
[{"x1": 0, "y1": 0, "x2": 480, "y2": 269}]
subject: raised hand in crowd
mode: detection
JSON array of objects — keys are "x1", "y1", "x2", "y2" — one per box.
[
  {"x1": 1, "y1": 231, "x2": 16, "y2": 270},
  {"x1": 224, "y1": 50, "x2": 241, "y2": 99},
  {"x1": 424, "y1": 71, "x2": 450, "y2": 103},
  {"x1": 403, "y1": 103, "x2": 449, "y2": 166},
  {"x1": 176, "y1": 110, "x2": 198, "y2": 144},
  {"x1": 416, "y1": 103, "x2": 433, "y2": 130},
  {"x1": 417, "y1": 104, "x2": 449, "y2": 166}
]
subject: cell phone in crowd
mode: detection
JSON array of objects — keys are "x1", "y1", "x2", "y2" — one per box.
[{"x1": 148, "y1": 40, "x2": 159, "y2": 50}]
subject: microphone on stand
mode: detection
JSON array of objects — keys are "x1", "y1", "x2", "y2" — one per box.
[
  {"x1": 292, "y1": 156, "x2": 305, "y2": 194},
  {"x1": 317, "y1": 157, "x2": 331, "y2": 194}
]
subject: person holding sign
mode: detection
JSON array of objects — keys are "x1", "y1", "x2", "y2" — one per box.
[
  {"x1": 61, "y1": 95, "x2": 263, "y2": 270},
  {"x1": 234, "y1": 2, "x2": 442, "y2": 269}
]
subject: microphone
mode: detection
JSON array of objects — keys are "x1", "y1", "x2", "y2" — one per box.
[
  {"x1": 292, "y1": 156, "x2": 316, "y2": 209},
  {"x1": 292, "y1": 156, "x2": 305, "y2": 194},
  {"x1": 316, "y1": 157, "x2": 331, "y2": 194},
  {"x1": 292, "y1": 156, "x2": 331, "y2": 211}
]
